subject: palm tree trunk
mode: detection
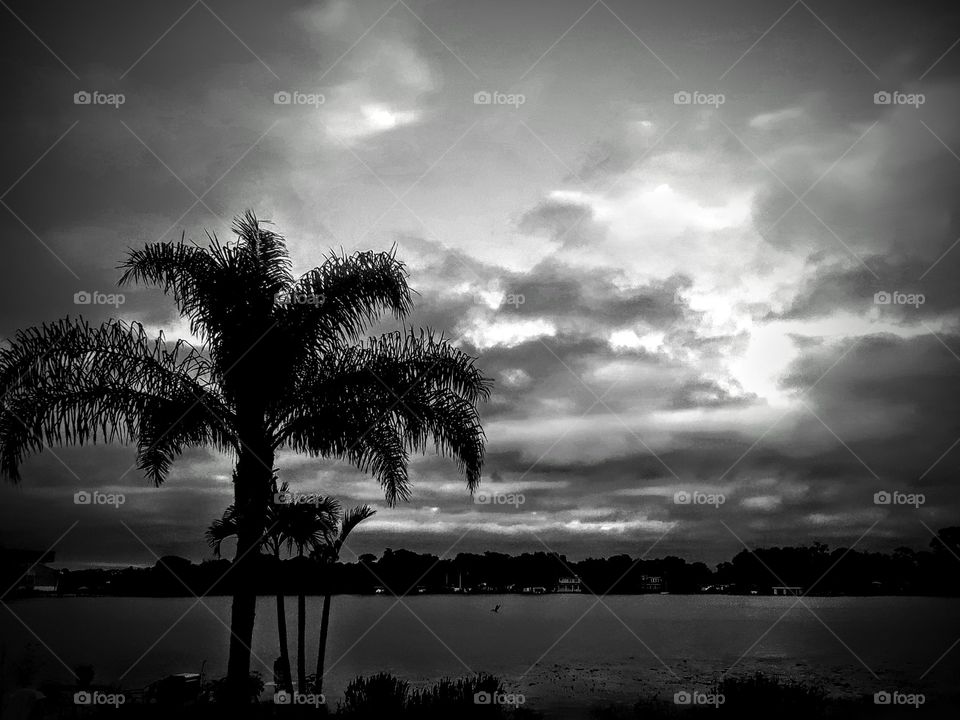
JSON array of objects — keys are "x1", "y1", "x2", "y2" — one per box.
[
  {"x1": 297, "y1": 591, "x2": 306, "y2": 692},
  {"x1": 225, "y1": 435, "x2": 274, "y2": 698},
  {"x1": 314, "y1": 592, "x2": 331, "y2": 696},
  {"x1": 226, "y1": 526, "x2": 258, "y2": 694},
  {"x1": 275, "y1": 591, "x2": 292, "y2": 692}
]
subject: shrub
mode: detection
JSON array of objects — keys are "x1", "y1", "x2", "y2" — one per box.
[
  {"x1": 407, "y1": 673, "x2": 505, "y2": 718},
  {"x1": 716, "y1": 672, "x2": 828, "y2": 717},
  {"x1": 205, "y1": 671, "x2": 264, "y2": 705},
  {"x1": 339, "y1": 672, "x2": 410, "y2": 717}
]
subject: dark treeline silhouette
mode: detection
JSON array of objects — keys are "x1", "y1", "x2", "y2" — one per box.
[{"x1": 13, "y1": 526, "x2": 959, "y2": 598}]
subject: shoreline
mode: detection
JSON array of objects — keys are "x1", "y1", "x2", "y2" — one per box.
[{"x1": 7, "y1": 591, "x2": 960, "y2": 599}]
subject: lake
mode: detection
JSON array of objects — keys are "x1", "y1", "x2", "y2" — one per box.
[{"x1": 2, "y1": 595, "x2": 958, "y2": 712}]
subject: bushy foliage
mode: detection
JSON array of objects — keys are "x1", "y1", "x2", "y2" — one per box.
[
  {"x1": 407, "y1": 673, "x2": 504, "y2": 718},
  {"x1": 338, "y1": 672, "x2": 410, "y2": 717}
]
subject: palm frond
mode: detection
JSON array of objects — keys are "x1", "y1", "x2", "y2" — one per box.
[
  {"x1": 338, "y1": 505, "x2": 376, "y2": 550},
  {"x1": 118, "y1": 238, "x2": 220, "y2": 341},
  {"x1": 277, "y1": 248, "x2": 414, "y2": 351},
  {"x1": 231, "y1": 210, "x2": 294, "y2": 295},
  {"x1": 121, "y1": 216, "x2": 294, "y2": 388},
  {"x1": 0, "y1": 318, "x2": 234, "y2": 484},
  {"x1": 277, "y1": 404, "x2": 412, "y2": 504},
  {"x1": 279, "y1": 497, "x2": 340, "y2": 557},
  {"x1": 271, "y1": 329, "x2": 490, "y2": 504},
  {"x1": 206, "y1": 503, "x2": 239, "y2": 557},
  {"x1": 354, "y1": 329, "x2": 493, "y2": 405}
]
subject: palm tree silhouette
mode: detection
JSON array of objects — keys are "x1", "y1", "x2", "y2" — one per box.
[
  {"x1": 205, "y1": 477, "x2": 323, "y2": 693},
  {"x1": 312, "y1": 504, "x2": 376, "y2": 697},
  {"x1": 0, "y1": 212, "x2": 491, "y2": 694},
  {"x1": 280, "y1": 496, "x2": 339, "y2": 694}
]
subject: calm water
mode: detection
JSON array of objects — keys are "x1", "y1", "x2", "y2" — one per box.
[{"x1": 2, "y1": 595, "x2": 958, "y2": 711}]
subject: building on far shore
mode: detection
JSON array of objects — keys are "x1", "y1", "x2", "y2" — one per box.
[
  {"x1": 556, "y1": 576, "x2": 582, "y2": 593},
  {"x1": 0, "y1": 548, "x2": 60, "y2": 594},
  {"x1": 771, "y1": 585, "x2": 803, "y2": 596},
  {"x1": 640, "y1": 574, "x2": 663, "y2": 592},
  {"x1": 23, "y1": 563, "x2": 60, "y2": 593}
]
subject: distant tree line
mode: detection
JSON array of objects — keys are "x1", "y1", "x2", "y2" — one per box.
[{"x1": 10, "y1": 527, "x2": 960, "y2": 598}]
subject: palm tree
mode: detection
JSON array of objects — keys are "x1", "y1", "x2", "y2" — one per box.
[
  {"x1": 0, "y1": 212, "x2": 491, "y2": 693},
  {"x1": 313, "y1": 505, "x2": 376, "y2": 697},
  {"x1": 205, "y1": 477, "x2": 307, "y2": 693},
  {"x1": 280, "y1": 497, "x2": 339, "y2": 693}
]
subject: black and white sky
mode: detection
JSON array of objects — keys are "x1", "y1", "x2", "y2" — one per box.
[{"x1": 2, "y1": 0, "x2": 959, "y2": 567}]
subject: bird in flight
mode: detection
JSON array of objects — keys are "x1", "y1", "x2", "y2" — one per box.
[{"x1": 491, "y1": 604, "x2": 502, "y2": 613}]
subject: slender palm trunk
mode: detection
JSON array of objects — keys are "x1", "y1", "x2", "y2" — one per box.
[
  {"x1": 297, "y1": 590, "x2": 306, "y2": 692},
  {"x1": 272, "y1": 544, "x2": 293, "y2": 692},
  {"x1": 275, "y1": 591, "x2": 292, "y2": 692},
  {"x1": 314, "y1": 592, "x2": 331, "y2": 696}
]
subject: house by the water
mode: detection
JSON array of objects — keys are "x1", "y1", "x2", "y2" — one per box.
[{"x1": 556, "y1": 576, "x2": 582, "y2": 593}]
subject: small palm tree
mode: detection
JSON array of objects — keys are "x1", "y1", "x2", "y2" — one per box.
[
  {"x1": 206, "y1": 477, "x2": 304, "y2": 693},
  {"x1": 313, "y1": 505, "x2": 376, "y2": 697},
  {"x1": 0, "y1": 212, "x2": 491, "y2": 691},
  {"x1": 281, "y1": 497, "x2": 340, "y2": 693}
]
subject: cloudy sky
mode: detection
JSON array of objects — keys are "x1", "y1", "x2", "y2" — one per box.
[{"x1": 1, "y1": 0, "x2": 959, "y2": 567}]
